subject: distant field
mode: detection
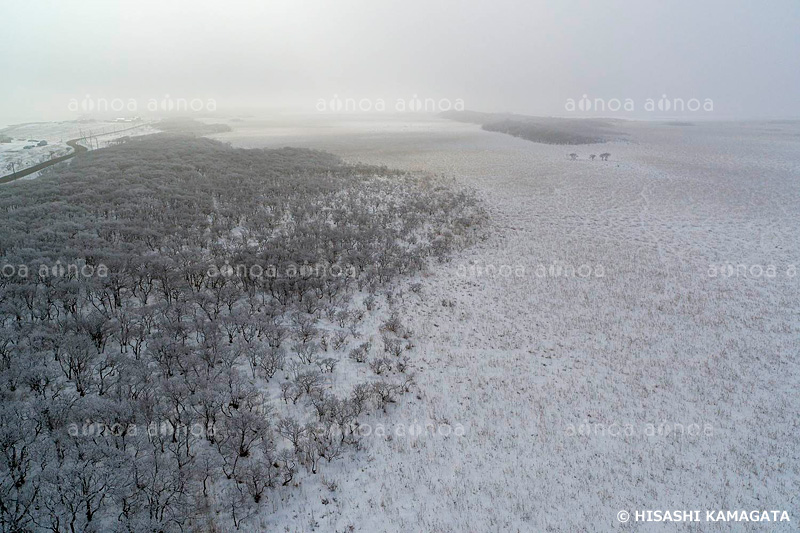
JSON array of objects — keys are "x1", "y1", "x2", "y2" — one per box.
[
  {"x1": 0, "y1": 120, "x2": 158, "y2": 181},
  {"x1": 155, "y1": 117, "x2": 232, "y2": 135}
]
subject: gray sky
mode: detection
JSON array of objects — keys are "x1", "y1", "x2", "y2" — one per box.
[{"x1": 1, "y1": 0, "x2": 799, "y2": 124}]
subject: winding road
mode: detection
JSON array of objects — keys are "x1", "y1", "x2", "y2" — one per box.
[
  {"x1": 0, "y1": 139, "x2": 87, "y2": 184},
  {"x1": 0, "y1": 123, "x2": 151, "y2": 184}
]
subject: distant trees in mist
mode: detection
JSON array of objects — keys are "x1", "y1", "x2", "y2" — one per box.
[{"x1": 568, "y1": 152, "x2": 611, "y2": 161}]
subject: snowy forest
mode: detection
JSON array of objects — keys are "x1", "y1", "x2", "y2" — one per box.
[{"x1": 0, "y1": 135, "x2": 484, "y2": 532}]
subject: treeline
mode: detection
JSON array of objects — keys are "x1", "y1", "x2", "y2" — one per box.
[
  {"x1": 0, "y1": 135, "x2": 484, "y2": 531},
  {"x1": 440, "y1": 110, "x2": 625, "y2": 145},
  {"x1": 481, "y1": 119, "x2": 605, "y2": 145}
]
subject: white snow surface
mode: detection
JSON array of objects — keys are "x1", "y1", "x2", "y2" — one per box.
[
  {"x1": 129, "y1": 117, "x2": 800, "y2": 530},
  {"x1": 208, "y1": 117, "x2": 800, "y2": 532}
]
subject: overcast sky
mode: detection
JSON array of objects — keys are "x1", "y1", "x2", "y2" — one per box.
[{"x1": 1, "y1": 0, "x2": 799, "y2": 124}]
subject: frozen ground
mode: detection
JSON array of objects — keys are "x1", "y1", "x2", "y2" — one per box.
[
  {"x1": 212, "y1": 116, "x2": 800, "y2": 532},
  {"x1": 0, "y1": 120, "x2": 159, "y2": 180}
]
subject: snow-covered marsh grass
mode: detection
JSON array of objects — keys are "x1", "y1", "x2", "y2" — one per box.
[{"x1": 219, "y1": 116, "x2": 800, "y2": 532}]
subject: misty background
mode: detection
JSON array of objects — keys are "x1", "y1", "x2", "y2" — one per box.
[{"x1": 1, "y1": 0, "x2": 799, "y2": 125}]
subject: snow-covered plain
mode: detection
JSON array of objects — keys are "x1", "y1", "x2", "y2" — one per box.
[
  {"x1": 211, "y1": 116, "x2": 800, "y2": 532},
  {"x1": 0, "y1": 121, "x2": 159, "y2": 180}
]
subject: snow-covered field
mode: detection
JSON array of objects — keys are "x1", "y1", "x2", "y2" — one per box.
[
  {"x1": 0, "y1": 120, "x2": 159, "y2": 180},
  {"x1": 213, "y1": 117, "x2": 800, "y2": 531}
]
